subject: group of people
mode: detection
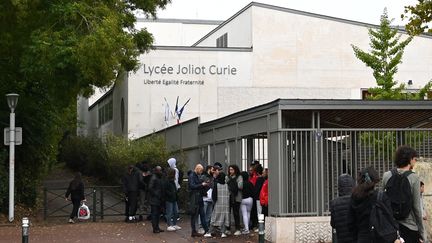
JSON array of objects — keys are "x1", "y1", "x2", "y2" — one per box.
[
  {"x1": 119, "y1": 157, "x2": 269, "y2": 238},
  {"x1": 330, "y1": 145, "x2": 427, "y2": 243},
  {"x1": 187, "y1": 161, "x2": 269, "y2": 238}
]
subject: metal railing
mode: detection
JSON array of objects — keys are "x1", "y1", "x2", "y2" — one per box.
[
  {"x1": 277, "y1": 128, "x2": 432, "y2": 216},
  {"x1": 43, "y1": 186, "x2": 125, "y2": 221}
]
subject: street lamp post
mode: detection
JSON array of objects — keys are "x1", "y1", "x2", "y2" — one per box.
[{"x1": 6, "y1": 93, "x2": 19, "y2": 222}]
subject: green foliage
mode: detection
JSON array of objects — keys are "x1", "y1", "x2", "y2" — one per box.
[
  {"x1": 403, "y1": 0, "x2": 432, "y2": 35},
  {"x1": 0, "y1": 0, "x2": 169, "y2": 207},
  {"x1": 60, "y1": 134, "x2": 170, "y2": 183},
  {"x1": 351, "y1": 9, "x2": 431, "y2": 100}
]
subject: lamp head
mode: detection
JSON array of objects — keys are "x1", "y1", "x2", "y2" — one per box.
[{"x1": 6, "y1": 93, "x2": 19, "y2": 112}]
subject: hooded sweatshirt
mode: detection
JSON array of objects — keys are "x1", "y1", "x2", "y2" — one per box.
[{"x1": 167, "y1": 158, "x2": 180, "y2": 190}]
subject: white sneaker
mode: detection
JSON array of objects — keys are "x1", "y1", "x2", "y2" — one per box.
[
  {"x1": 173, "y1": 225, "x2": 182, "y2": 230},
  {"x1": 254, "y1": 228, "x2": 259, "y2": 233},
  {"x1": 234, "y1": 230, "x2": 241, "y2": 236},
  {"x1": 197, "y1": 228, "x2": 205, "y2": 234},
  {"x1": 203, "y1": 232, "x2": 212, "y2": 238},
  {"x1": 68, "y1": 219, "x2": 74, "y2": 224},
  {"x1": 242, "y1": 230, "x2": 250, "y2": 235},
  {"x1": 221, "y1": 233, "x2": 227, "y2": 238},
  {"x1": 167, "y1": 226, "x2": 176, "y2": 232},
  {"x1": 225, "y1": 230, "x2": 231, "y2": 235}
]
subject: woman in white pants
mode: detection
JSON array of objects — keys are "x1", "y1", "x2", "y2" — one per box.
[{"x1": 240, "y1": 171, "x2": 254, "y2": 234}]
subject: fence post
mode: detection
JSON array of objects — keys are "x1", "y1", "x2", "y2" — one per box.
[
  {"x1": 258, "y1": 214, "x2": 265, "y2": 243},
  {"x1": 100, "y1": 189, "x2": 104, "y2": 220},
  {"x1": 92, "y1": 187, "x2": 97, "y2": 222},
  {"x1": 22, "y1": 217, "x2": 29, "y2": 243},
  {"x1": 43, "y1": 187, "x2": 47, "y2": 221}
]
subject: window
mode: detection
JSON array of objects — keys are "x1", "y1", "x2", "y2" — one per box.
[
  {"x1": 216, "y1": 33, "x2": 228, "y2": 48},
  {"x1": 98, "y1": 99, "x2": 113, "y2": 127}
]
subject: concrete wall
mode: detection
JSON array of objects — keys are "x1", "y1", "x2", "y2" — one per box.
[
  {"x1": 113, "y1": 73, "x2": 129, "y2": 137},
  {"x1": 127, "y1": 48, "x2": 252, "y2": 138},
  {"x1": 196, "y1": 8, "x2": 252, "y2": 47},
  {"x1": 135, "y1": 19, "x2": 220, "y2": 46},
  {"x1": 265, "y1": 216, "x2": 331, "y2": 243},
  {"x1": 414, "y1": 161, "x2": 432, "y2": 240}
]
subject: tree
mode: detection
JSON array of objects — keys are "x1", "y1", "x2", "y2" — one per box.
[
  {"x1": 351, "y1": 9, "x2": 425, "y2": 100},
  {"x1": 403, "y1": 0, "x2": 432, "y2": 35},
  {"x1": 0, "y1": 0, "x2": 169, "y2": 208}
]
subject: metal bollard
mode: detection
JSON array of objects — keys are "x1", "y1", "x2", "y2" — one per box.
[
  {"x1": 258, "y1": 213, "x2": 265, "y2": 243},
  {"x1": 22, "y1": 217, "x2": 29, "y2": 243}
]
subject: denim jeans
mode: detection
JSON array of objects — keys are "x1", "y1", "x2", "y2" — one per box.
[
  {"x1": 203, "y1": 201, "x2": 213, "y2": 228},
  {"x1": 165, "y1": 201, "x2": 178, "y2": 226}
]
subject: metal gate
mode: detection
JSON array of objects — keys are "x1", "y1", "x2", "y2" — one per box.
[{"x1": 277, "y1": 128, "x2": 432, "y2": 216}]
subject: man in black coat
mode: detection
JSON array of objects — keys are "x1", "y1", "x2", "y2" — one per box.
[
  {"x1": 149, "y1": 166, "x2": 165, "y2": 233},
  {"x1": 329, "y1": 174, "x2": 355, "y2": 243},
  {"x1": 122, "y1": 165, "x2": 142, "y2": 222}
]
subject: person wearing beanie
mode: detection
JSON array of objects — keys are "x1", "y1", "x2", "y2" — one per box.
[{"x1": 329, "y1": 174, "x2": 355, "y2": 243}]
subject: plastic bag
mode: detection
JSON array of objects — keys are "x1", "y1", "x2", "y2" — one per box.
[{"x1": 77, "y1": 202, "x2": 90, "y2": 220}]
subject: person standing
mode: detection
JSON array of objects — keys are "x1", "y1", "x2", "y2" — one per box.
[
  {"x1": 207, "y1": 166, "x2": 230, "y2": 238},
  {"x1": 149, "y1": 166, "x2": 165, "y2": 233},
  {"x1": 122, "y1": 165, "x2": 141, "y2": 223},
  {"x1": 350, "y1": 166, "x2": 398, "y2": 243},
  {"x1": 252, "y1": 164, "x2": 265, "y2": 232},
  {"x1": 164, "y1": 168, "x2": 181, "y2": 232},
  {"x1": 227, "y1": 165, "x2": 243, "y2": 236},
  {"x1": 202, "y1": 165, "x2": 214, "y2": 230},
  {"x1": 189, "y1": 164, "x2": 210, "y2": 237},
  {"x1": 167, "y1": 158, "x2": 181, "y2": 190},
  {"x1": 329, "y1": 174, "x2": 355, "y2": 243},
  {"x1": 65, "y1": 172, "x2": 85, "y2": 223},
  {"x1": 260, "y1": 169, "x2": 269, "y2": 217},
  {"x1": 240, "y1": 171, "x2": 254, "y2": 235},
  {"x1": 383, "y1": 145, "x2": 425, "y2": 243}
]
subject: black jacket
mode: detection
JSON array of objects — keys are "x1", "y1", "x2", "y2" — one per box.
[
  {"x1": 350, "y1": 190, "x2": 379, "y2": 243},
  {"x1": 242, "y1": 181, "x2": 254, "y2": 199},
  {"x1": 121, "y1": 169, "x2": 142, "y2": 193},
  {"x1": 164, "y1": 180, "x2": 178, "y2": 203},
  {"x1": 253, "y1": 176, "x2": 265, "y2": 200},
  {"x1": 148, "y1": 173, "x2": 164, "y2": 206},
  {"x1": 188, "y1": 172, "x2": 204, "y2": 212},
  {"x1": 330, "y1": 174, "x2": 356, "y2": 243},
  {"x1": 330, "y1": 195, "x2": 355, "y2": 243},
  {"x1": 65, "y1": 181, "x2": 85, "y2": 201}
]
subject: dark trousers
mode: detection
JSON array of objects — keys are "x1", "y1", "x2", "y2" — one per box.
[
  {"x1": 399, "y1": 224, "x2": 421, "y2": 243},
  {"x1": 151, "y1": 205, "x2": 161, "y2": 230},
  {"x1": 230, "y1": 201, "x2": 241, "y2": 230},
  {"x1": 191, "y1": 202, "x2": 208, "y2": 233},
  {"x1": 70, "y1": 198, "x2": 81, "y2": 219},
  {"x1": 262, "y1": 205, "x2": 268, "y2": 217},
  {"x1": 250, "y1": 199, "x2": 258, "y2": 228},
  {"x1": 125, "y1": 191, "x2": 138, "y2": 217}
]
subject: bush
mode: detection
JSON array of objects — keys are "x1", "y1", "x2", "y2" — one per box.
[{"x1": 59, "y1": 134, "x2": 170, "y2": 183}]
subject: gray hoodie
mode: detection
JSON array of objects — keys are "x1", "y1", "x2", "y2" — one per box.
[{"x1": 168, "y1": 158, "x2": 180, "y2": 190}]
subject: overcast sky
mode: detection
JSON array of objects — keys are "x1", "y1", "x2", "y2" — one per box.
[{"x1": 155, "y1": 0, "x2": 418, "y2": 25}]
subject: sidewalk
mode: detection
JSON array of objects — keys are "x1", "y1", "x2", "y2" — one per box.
[{"x1": 0, "y1": 217, "x2": 262, "y2": 243}]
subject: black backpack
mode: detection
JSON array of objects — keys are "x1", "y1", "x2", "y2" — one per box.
[
  {"x1": 369, "y1": 191, "x2": 400, "y2": 243},
  {"x1": 384, "y1": 168, "x2": 413, "y2": 220}
]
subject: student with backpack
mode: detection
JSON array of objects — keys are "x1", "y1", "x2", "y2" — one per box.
[
  {"x1": 382, "y1": 145, "x2": 425, "y2": 243},
  {"x1": 350, "y1": 166, "x2": 400, "y2": 243}
]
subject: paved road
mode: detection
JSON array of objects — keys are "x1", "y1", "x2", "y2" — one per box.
[{"x1": 0, "y1": 219, "x2": 261, "y2": 243}]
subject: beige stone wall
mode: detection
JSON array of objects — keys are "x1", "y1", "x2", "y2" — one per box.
[
  {"x1": 265, "y1": 216, "x2": 331, "y2": 243},
  {"x1": 414, "y1": 161, "x2": 432, "y2": 240}
]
